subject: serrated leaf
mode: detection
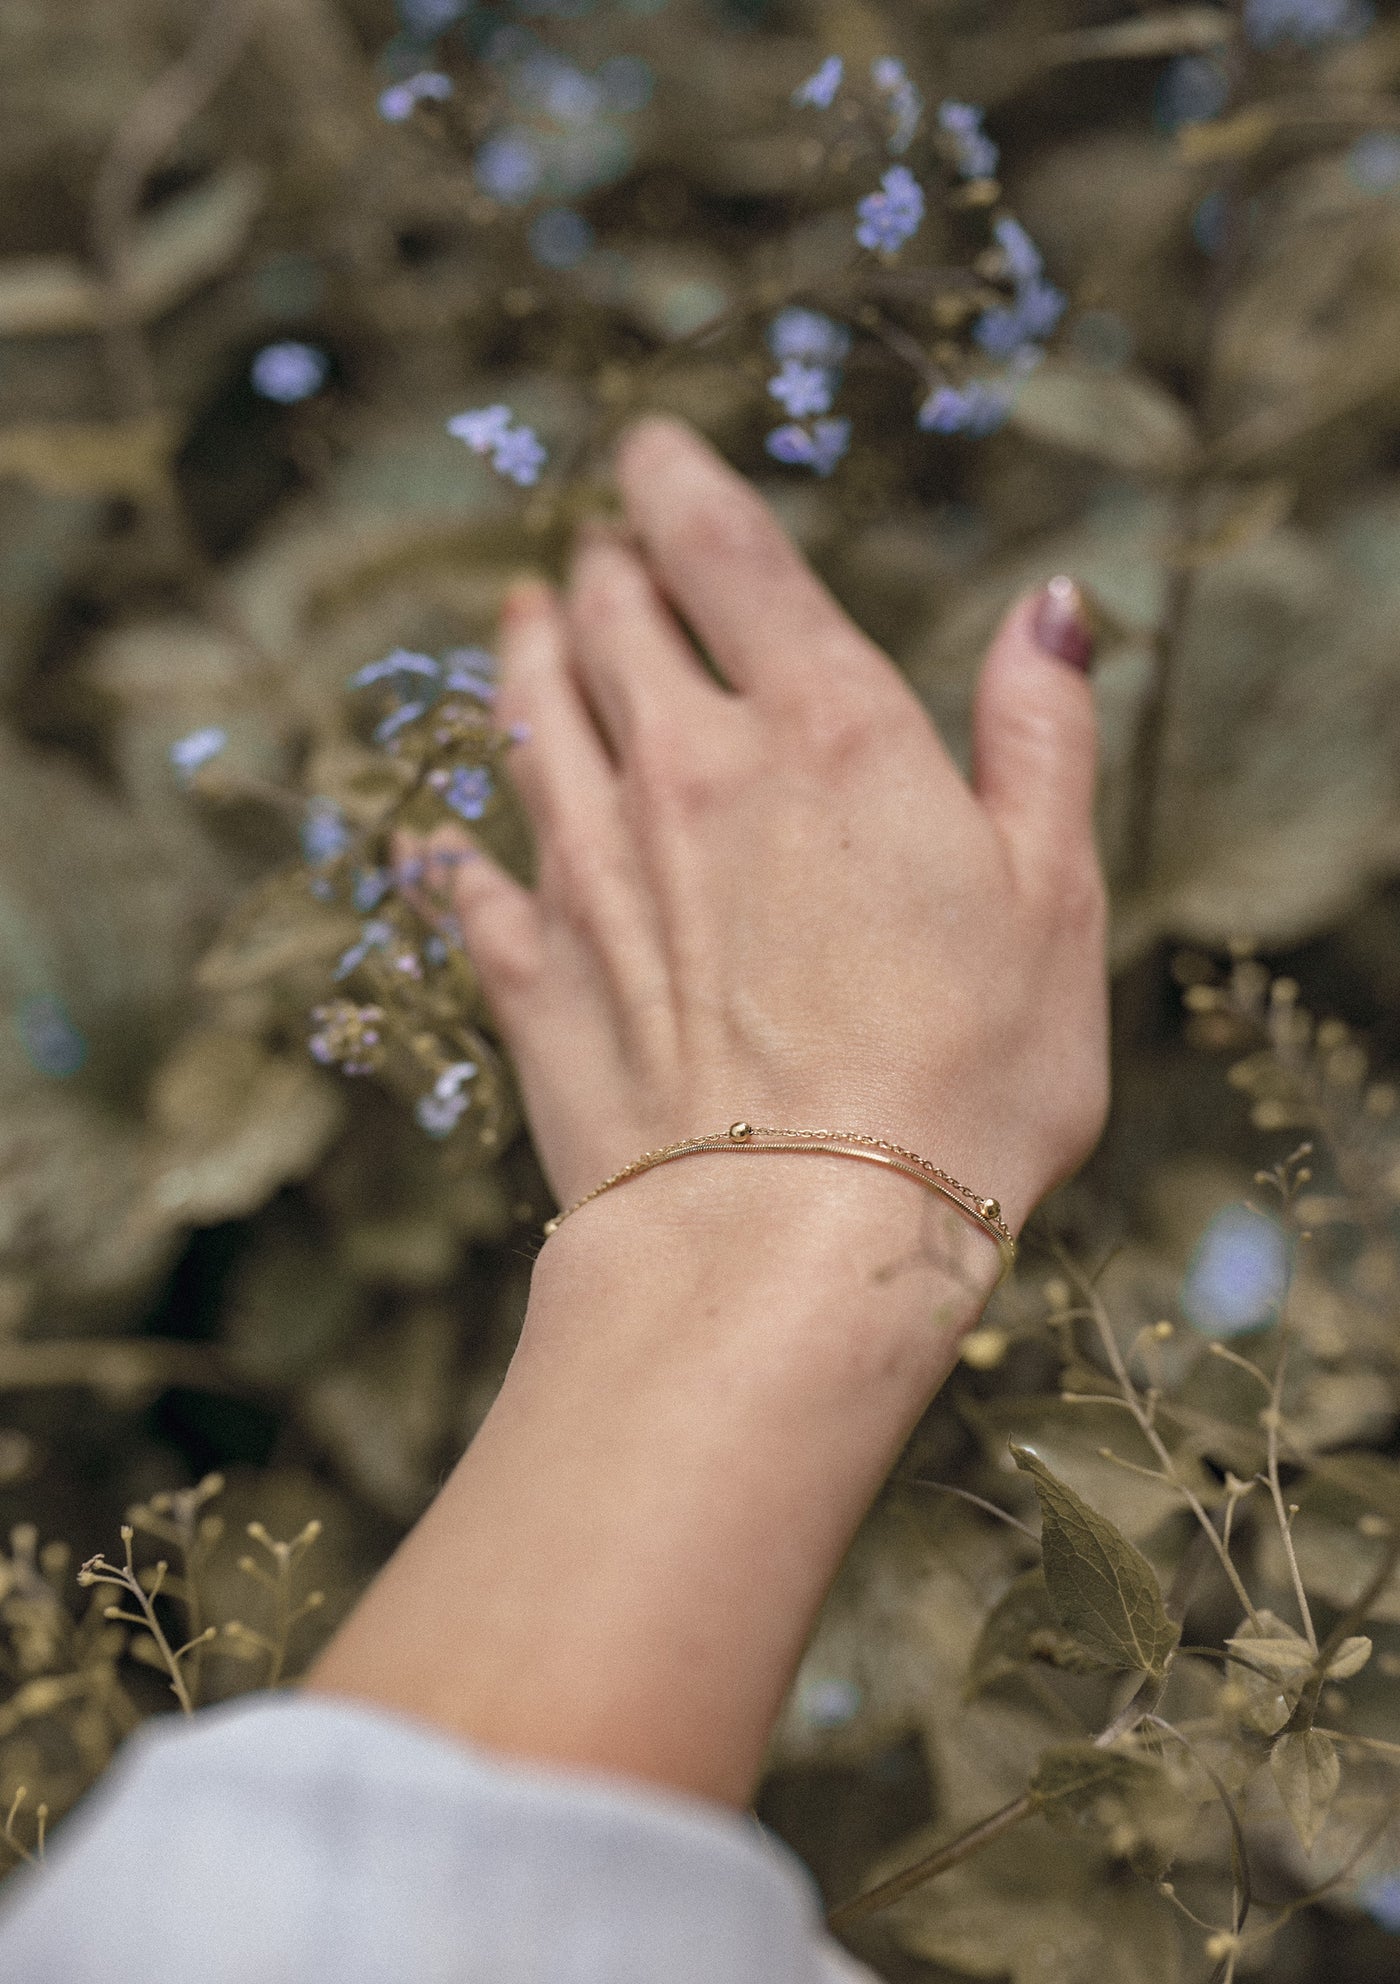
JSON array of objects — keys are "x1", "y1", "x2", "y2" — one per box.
[
  {"x1": 1011, "y1": 1444, "x2": 1181, "y2": 1678},
  {"x1": 967, "y1": 1569, "x2": 1116, "y2": 1697},
  {"x1": 1271, "y1": 1730, "x2": 1340, "y2": 1852}
]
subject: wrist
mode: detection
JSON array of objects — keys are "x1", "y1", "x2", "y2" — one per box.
[{"x1": 526, "y1": 1149, "x2": 999, "y2": 1378}]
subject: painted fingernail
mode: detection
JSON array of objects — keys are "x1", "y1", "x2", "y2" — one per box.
[{"x1": 1031, "y1": 576, "x2": 1096, "y2": 674}]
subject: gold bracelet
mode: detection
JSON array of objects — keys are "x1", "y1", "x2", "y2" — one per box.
[{"x1": 541, "y1": 1122, "x2": 1016, "y2": 1284}]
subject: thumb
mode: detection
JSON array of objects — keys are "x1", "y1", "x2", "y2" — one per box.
[{"x1": 972, "y1": 578, "x2": 1100, "y2": 897}]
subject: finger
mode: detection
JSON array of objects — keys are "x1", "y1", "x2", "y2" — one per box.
[
  {"x1": 393, "y1": 826, "x2": 543, "y2": 1012},
  {"x1": 612, "y1": 415, "x2": 886, "y2": 711},
  {"x1": 566, "y1": 526, "x2": 730, "y2": 757},
  {"x1": 495, "y1": 580, "x2": 621, "y2": 839},
  {"x1": 972, "y1": 579, "x2": 1101, "y2": 900}
]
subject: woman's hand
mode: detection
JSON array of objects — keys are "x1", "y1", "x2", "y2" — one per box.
[{"x1": 421, "y1": 416, "x2": 1108, "y2": 1236}]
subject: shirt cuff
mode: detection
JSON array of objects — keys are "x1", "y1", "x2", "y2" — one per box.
[{"x1": 0, "y1": 1692, "x2": 879, "y2": 1984}]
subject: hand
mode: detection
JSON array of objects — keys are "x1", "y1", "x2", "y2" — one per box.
[{"x1": 416, "y1": 417, "x2": 1108, "y2": 1236}]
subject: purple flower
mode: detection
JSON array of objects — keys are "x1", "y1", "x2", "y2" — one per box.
[
  {"x1": 764, "y1": 417, "x2": 851, "y2": 477},
  {"x1": 353, "y1": 867, "x2": 392, "y2": 913},
  {"x1": 768, "y1": 359, "x2": 836, "y2": 418},
  {"x1": 446, "y1": 406, "x2": 514, "y2": 452},
  {"x1": 373, "y1": 700, "x2": 430, "y2": 744},
  {"x1": 793, "y1": 56, "x2": 843, "y2": 109},
  {"x1": 937, "y1": 100, "x2": 999, "y2": 180},
  {"x1": 917, "y1": 382, "x2": 1012, "y2": 437},
  {"x1": 169, "y1": 726, "x2": 227, "y2": 783},
  {"x1": 442, "y1": 647, "x2": 498, "y2": 701},
  {"x1": 378, "y1": 70, "x2": 453, "y2": 121},
  {"x1": 302, "y1": 798, "x2": 352, "y2": 866},
  {"x1": 767, "y1": 308, "x2": 851, "y2": 367},
  {"x1": 250, "y1": 342, "x2": 328, "y2": 404},
  {"x1": 491, "y1": 425, "x2": 548, "y2": 486},
  {"x1": 415, "y1": 1061, "x2": 477, "y2": 1137},
  {"x1": 855, "y1": 166, "x2": 924, "y2": 252},
  {"x1": 333, "y1": 919, "x2": 394, "y2": 982},
  {"x1": 1242, "y1": 0, "x2": 1371, "y2": 45},
  {"x1": 430, "y1": 765, "x2": 493, "y2": 820},
  {"x1": 994, "y1": 217, "x2": 1043, "y2": 284},
  {"x1": 973, "y1": 278, "x2": 1065, "y2": 361},
  {"x1": 349, "y1": 648, "x2": 441, "y2": 692},
  {"x1": 448, "y1": 407, "x2": 549, "y2": 486},
  {"x1": 474, "y1": 130, "x2": 544, "y2": 203},
  {"x1": 871, "y1": 57, "x2": 922, "y2": 154}
]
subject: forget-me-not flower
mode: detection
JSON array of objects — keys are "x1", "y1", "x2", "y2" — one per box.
[
  {"x1": 251, "y1": 342, "x2": 328, "y2": 404},
  {"x1": 768, "y1": 359, "x2": 836, "y2": 419},
  {"x1": 871, "y1": 57, "x2": 922, "y2": 154},
  {"x1": 765, "y1": 417, "x2": 851, "y2": 477},
  {"x1": 855, "y1": 166, "x2": 925, "y2": 252},
  {"x1": 378, "y1": 70, "x2": 453, "y2": 121},
  {"x1": 448, "y1": 406, "x2": 548, "y2": 485},
  {"x1": 792, "y1": 56, "x2": 843, "y2": 109},
  {"x1": 170, "y1": 726, "x2": 227, "y2": 783},
  {"x1": 917, "y1": 381, "x2": 1012, "y2": 437},
  {"x1": 937, "y1": 101, "x2": 999, "y2": 180},
  {"x1": 767, "y1": 309, "x2": 851, "y2": 368}
]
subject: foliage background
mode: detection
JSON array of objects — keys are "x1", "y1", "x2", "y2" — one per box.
[{"x1": 3, "y1": 0, "x2": 1400, "y2": 1978}]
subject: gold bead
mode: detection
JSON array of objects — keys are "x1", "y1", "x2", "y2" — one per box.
[
  {"x1": 729, "y1": 1121, "x2": 753, "y2": 1140},
  {"x1": 977, "y1": 1198, "x2": 1000, "y2": 1221},
  {"x1": 542, "y1": 1217, "x2": 559, "y2": 1235}
]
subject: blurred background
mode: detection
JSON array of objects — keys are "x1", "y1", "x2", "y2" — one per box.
[{"x1": 3, "y1": 0, "x2": 1400, "y2": 1977}]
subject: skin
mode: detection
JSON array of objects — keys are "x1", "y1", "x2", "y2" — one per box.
[{"x1": 305, "y1": 415, "x2": 1110, "y2": 1811}]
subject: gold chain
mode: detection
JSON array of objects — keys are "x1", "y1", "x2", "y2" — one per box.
[{"x1": 542, "y1": 1122, "x2": 1016, "y2": 1284}]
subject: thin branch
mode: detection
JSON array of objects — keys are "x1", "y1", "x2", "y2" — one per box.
[{"x1": 899, "y1": 1478, "x2": 1039, "y2": 1543}]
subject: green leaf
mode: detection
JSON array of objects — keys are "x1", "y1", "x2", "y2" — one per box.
[
  {"x1": 1011, "y1": 1444, "x2": 1181, "y2": 1678},
  {"x1": 967, "y1": 1569, "x2": 1116, "y2": 1697},
  {"x1": 1030, "y1": 1742, "x2": 1159, "y2": 1821},
  {"x1": 1270, "y1": 1729, "x2": 1340, "y2": 1852}
]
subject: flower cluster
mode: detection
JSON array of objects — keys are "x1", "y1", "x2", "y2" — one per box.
[
  {"x1": 378, "y1": 69, "x2": 453, "y2": 122},
  {"x1": 871, "y1": 57, "x2": 922, "y2": 156},
  {"x1": 415, "y1": 1059, "x2": 478, "y2": 1137},
  {"x1": 447, "y1": 405, "x2": 548, "y2": 485},
  {"x1": 855, "y1": 164, "x2": 925, "y2": 253},
  {"x1": 972, "y1": 217, "x2": 1066, "y2": 367},
  {"x1": 937, "y1": 100, "x2": 999, "y2": 181},
  {"x1": 917, "y1": 380, "x2": 1012, "y2": 438},
  {"x1": 308, "y1": 999, "x2": 387, "y2": 1077},
  {"x1": 349, "y1": 646, "x2": 497, "y2": 745},
  {"x1": 763, "y1": 310, "x2": 853, "y2": 476}
]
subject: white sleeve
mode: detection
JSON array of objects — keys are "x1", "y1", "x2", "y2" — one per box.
[{"x1": 0, "y1": 1694, "x2": 879, "y2": 1984}]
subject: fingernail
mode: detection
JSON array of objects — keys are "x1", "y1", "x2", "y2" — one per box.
[{"x1": 1031, "y1": 576, "x2": 1096, "y2": 674}]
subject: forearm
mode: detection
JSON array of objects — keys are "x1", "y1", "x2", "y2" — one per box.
[{"x1": 306, "y1": 1155, "x2": 998, "y2": 1808}]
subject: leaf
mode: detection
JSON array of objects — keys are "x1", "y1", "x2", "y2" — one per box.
[
  {"x1": 1225, "y1": 1634, "x2": 1317, "y2": 1679},
  {"x1": 1326, "y1": 1636, "x2": 1373, "y2": 1680},
  {"x1": 1009, "y1": 360, "x2": 1198, "y2": 477},
  {"x1": 1030, "y1": 1742, "x2": 1159, "y2": 1821},
  {"x1": 967, "y1": 1569, "x2": 1115, "y2": 1696},
  {"x1": 1270, "y1": 1730, "x2": 1340, "y2": 1852},
  {"x1": 1011, "y1": 1444, "x2": 1181, "y2": 1677}
]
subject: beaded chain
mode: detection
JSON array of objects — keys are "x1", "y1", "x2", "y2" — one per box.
[{"x1": 542, "y1": 1121, "x2": 1016, "y2": 1284}]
